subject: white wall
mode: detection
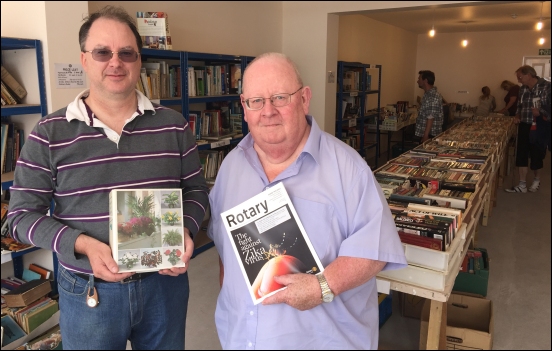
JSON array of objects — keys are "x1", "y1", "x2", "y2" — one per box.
[
  {"x1": 338, "y1": 14, "x2": 419, "y2": 110},
  {"x1": 88, "y1": 1, "x2": 283, "y2": 57},
  {"x1": 1, "y1": 1, "x2": 88, "y2": 128},
  {"x1": 416, "y1": 29, "x2": 552, "y2": 110}
]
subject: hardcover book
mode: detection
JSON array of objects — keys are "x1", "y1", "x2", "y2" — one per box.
[
  {"x1": 109, "y1": 189, "x2": 186, "y2": 273},
  {"x1": 1, "y1": 65, "x2": 27, "y2": 101},
  {"x1": 24, "y1": 300, "x2": 59, "y2": 334},
  {"x1": 3, "y1": 279, "x2": 51, "y2": 308},
  {"x1": 221, "y1": 182, "x2": 323, "y2": 305},
  {"x1": 28, "y1": 264, "x2": 53, "y2": 280}
]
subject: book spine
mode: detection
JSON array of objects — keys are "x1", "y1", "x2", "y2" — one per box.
[{"x1": 1, "y1": 65, "x2": 27, "y2": 100}]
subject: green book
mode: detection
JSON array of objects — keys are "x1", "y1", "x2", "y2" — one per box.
[{"x1": 25, "y1": 300, "x2": 59, "y2": 333}]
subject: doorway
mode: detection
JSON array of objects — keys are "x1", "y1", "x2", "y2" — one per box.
[{"x1": 523, "y1": 56, "x2": 551, "y2": 81}]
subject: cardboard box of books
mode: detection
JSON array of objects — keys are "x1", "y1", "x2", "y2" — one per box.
[
  {"x1": 109, "y1": 189, "x2": 186, "y2": 273},
  {"x1": 221, "y1": 182, "x2": 323, "y2": 305},
  {"x1": 420, "y1": 293, "x2": 493, "y2": 350},
  {"x1": 1, "y1": 311, "x2": 60, "y2": 350}
]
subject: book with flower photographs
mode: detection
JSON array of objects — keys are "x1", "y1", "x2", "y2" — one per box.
[
  {"x1": 109, "y1": 189, "x2": 186, "y2": 273},
  {"x1": 221, "y1": 182, "x2": 324, "y2": 305}
]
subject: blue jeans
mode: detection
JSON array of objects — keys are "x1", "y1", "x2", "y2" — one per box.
[{"x1": 57, "y1": 266, "x2": 189, "y2": 350}]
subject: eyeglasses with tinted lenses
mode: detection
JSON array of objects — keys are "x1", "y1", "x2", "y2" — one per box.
[
  {"x1": 243, "y1": 86, "x2": 303, "y2": 110},
  {"x1": 83, "y1": 49, "x2": 140, "y2": 63}
]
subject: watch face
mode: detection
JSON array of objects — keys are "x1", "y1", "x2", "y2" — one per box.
[
  {"x1": 323, "y1": 292, "x2": 334, "y2": 303},
  {"x1": 87, "y1": 297, "x2": 97, "y2": 307}
]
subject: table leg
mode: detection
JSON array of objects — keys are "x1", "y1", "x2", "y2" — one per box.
[
  {"x1": 387, "y1": 131, "x2": 391, "y2": 161},
  {"x1": 482, "y1": 183, "x2": 491, "y2": 227},
  {"x1": 426, "y1": 299, "x2": 447, "y2": 350}
]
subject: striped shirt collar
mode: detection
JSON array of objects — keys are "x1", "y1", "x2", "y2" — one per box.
[{"x1": 65, "y1": 89, "x2": 156, "y2": 126}]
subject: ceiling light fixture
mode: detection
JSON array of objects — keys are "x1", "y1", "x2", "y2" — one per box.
[
  {"x1": 429, "y1": 9, "x2": 436, "y2": 37},
  {"x1": 536, "y1": 1, "x2": 544, "y2": 30},
  {"x1": 462, "y1": 21, "x2": 469, "y2": 47},
  {"x1": 539, "y1": 37, "x2": 546, "y2": 45}
]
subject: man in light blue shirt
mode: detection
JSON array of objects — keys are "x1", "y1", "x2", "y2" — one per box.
[{"x1": 207, "y1": 52, "x2": 406, "y2": 349}]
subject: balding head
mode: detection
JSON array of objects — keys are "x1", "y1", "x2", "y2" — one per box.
[{"x1": 243, "y1": 53, "x2": 303, "y2": 93}]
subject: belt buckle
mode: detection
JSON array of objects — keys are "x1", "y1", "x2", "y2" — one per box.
[{"x1": 122, "y1": 273, "x2": 139, "y2": 283}]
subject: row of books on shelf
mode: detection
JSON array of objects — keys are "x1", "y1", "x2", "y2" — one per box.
[
  {"x1": 1, "y1": 66, "x2": 27, "y2": 106},
  {"x1": 137, "y1": 61, "x2": 240, "y2": 100},
  {"x1": 377, "y1": 171, "x2": 475, "y2": 208},
  {"x1": 187, "y1": 63, "x2": 241, "y2": 97},
  {"x1": 410, "y1": 146, "x2": 489, "y2": 162},
  {"x1": 1, "y1": 122, "x2": 24, "y2": 175},
  {"x1": 341, "y1": 69, "x2": 372, "y2": 92},
  {"x1": 378, "y1": 164, "x2": 480, "y2": 184},
  {"x1": 198, "y1": 149, "x2": 226, "y2": 184},
  {"x1": 188, "y1": 109, "x2": 242, "y2": 142},
  {"x1": 136, "y1": 62, "x2": 176, "y2": 100},
  {"x1": 135, "y1": 61, "x2": 243, "y2": 100}
]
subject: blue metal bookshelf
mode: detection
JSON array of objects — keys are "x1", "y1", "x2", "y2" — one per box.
[
  {"x1": 1, "y1": 37, "x2": 48, "y2": 118},
  {"x1": 336, "y1": 61, "x2": 382, "y2": 168},
  {"x1": 1, "y1": 37, "x2": 57, "y2": 291}
]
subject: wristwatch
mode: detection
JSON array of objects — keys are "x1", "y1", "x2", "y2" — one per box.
[{"x1": 316, "y1": 273, "x2": 334, "y2": 303}]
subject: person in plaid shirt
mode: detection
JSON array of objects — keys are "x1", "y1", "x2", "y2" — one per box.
[
  {"x1": 415, "y1": 70, "x2": 444, "y2": 143},
  {"x1": 506, "y1": 65, "x2": 551, "y2": 193}
]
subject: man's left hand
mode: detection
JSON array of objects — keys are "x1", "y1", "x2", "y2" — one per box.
[
  {"x1": 531, "y1": 107, "x2": 540, "y2": 117},
  {"x1": 159, "y1": 228, "x2": 194, "y2": 276},
  {"x1": 261, "y1": 273, "x2": 322, "y2": 311}
]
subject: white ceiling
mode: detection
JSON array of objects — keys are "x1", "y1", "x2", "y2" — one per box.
[{"x1": 345, "y1": 1, "x2": 551, "y2": 34}]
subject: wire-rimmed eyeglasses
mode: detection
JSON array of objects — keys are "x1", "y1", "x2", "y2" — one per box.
[
  {"x1": 82, "y1": 48, "x2": 140, "y2": 63},
  {"x1": 243, "y1": 86, "x2": 303, "y2": 110}
]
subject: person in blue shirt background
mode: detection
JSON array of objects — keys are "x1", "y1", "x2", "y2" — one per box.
[{"x1": 207, "y1": 52, "x2": 407, "y2": 349}]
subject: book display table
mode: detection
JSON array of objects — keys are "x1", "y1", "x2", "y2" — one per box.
[{"x1": 375, "y1": 115, "x2": 515, "y2": 349}]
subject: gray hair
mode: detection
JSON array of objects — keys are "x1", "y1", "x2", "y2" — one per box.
[{"x1": 516, "y1": 65, "x2": 538, "y2": 78}]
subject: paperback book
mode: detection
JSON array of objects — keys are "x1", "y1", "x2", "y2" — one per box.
[
  {"x1": 221, "y1": 182, "x2": 323, "y2": 305},
  {"x1": 136, "y1": 12, "x2": 172, "y2": 50},
  {"x1": 109, "y1": 189, "x2": 186, "y2": 273}
]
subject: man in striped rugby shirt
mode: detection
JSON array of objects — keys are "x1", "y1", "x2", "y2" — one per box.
[{"x1": 7, "y1": 6, "x2": 208, "y2": 350}]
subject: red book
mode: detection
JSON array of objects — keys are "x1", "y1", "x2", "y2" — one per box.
[
  {"x1": 28, "y1": 263, "x2": 53, "y2": 280},
  {"x1": 398, "y1": 231, "x2": 444, "y2": 251},
  {"x1": 460, "y1": 254, "x2": 469, "y2": 272}
]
